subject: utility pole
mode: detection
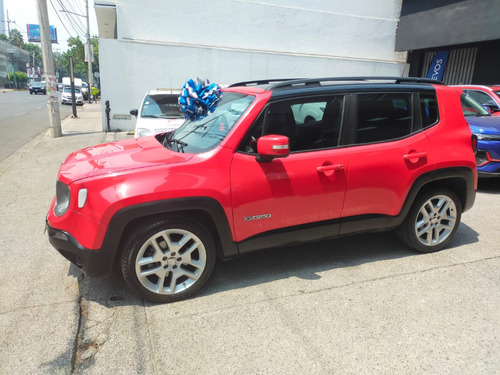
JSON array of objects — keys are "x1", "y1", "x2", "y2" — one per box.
[
  {"x1": 86, "y1": 0, "x2": 93, "y2": 103},
  {"x1": 5, "y1": 10, "x2": 14, "y2": 38},
  {"x1": 37, "y1": 0, "x2": 62, "y2": 138}
]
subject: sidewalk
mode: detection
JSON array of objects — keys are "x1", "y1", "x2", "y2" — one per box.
[{"x1": 0, "y1": 101, "x2": 131, "y2": 374}]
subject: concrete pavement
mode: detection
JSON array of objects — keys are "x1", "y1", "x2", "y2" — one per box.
[{"x1": 0, "y1": 101, "x2": 499, "y2": 374}]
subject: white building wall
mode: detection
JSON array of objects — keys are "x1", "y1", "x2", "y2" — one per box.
[{"x1": 98, "y1": 0, "x2": 407, "y2": 131}]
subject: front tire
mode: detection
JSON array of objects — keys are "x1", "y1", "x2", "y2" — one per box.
[
  {"x1": 397, "y1": 189, "x2": 462, "y2": 253},
  {"x1": 121, "y1": 218, "x2": 216, "y2": 303}
]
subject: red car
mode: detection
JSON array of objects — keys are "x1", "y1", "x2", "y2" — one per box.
[
  {"x1": 47, "y1": 77, "x2": 477, "y2": 303},
  {"x1": 455, "y1": 85, "x2": 500, "y2": 116}
]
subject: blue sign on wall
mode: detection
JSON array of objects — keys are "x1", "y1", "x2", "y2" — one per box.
[
  {"x1": 26, "y1": 24, "x2": 58, "y2": 44},
  {"x1": 427, "y1": 50, "x2": 449, "y2": 81}
]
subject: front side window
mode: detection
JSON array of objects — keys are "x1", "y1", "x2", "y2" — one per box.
[
  {"x1": 354, "y1": 93, "x2": 412, "y2": 144},
  {"x1": 466, "y1": 90, "x2": 497, "y2": 107},
  {"x1": 461, "y1": 94, "x2": 490, "y2": 117},
  {"x1": 162, "y1": 92, "x2": 254, "y2": 153},
  {"x1": 240, "y1": 95, "x2": 345, "y2": 153},
  {"x1": 141, "y1": 94, "x2": 183, "y2": 119}
]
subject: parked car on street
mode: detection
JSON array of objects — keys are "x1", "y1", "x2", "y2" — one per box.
[
  {"x1": 130, "y1": 89, "x2": 185, "y2": 138},
  {"x1": 47, "y1": 77, "x2": 477, "y2": 303},
  {"x1": 57, "y1": 83, "x2": 63, "y2": 91},
  {"x1": 460, "y1": 93, "x2": 500, "y2": 177},
  {"x1": 61, "y1": 87, "x2": 84, "y2": 106},
  {"x1": 456, "y1": 85, "x2": 500, "y2": 116},
  {"x1": 29, "y1": 82, "x2": 46, "y2": 95}
]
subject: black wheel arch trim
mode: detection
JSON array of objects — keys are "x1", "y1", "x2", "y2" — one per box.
[
  {"x1": 340, "y1": 166, "x2": 475, "y2": 236},
  {"x1": 48, "y1": 197, "x2": 237, "y2": 278},
  {"x1": 47, "y1": 167, "x2": 475, "y2": 276},
  {"x1": 239, "y1": 166, "x2": 476, "y2": 252}
]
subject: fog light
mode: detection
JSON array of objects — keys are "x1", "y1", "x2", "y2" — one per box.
[{"x1": 475, "y1": 150, "x2": 489, "y2": 167}]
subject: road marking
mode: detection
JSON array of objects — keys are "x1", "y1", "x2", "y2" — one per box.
[
  {"x1": 14, "y1": 112, "x2": 27, "y2": 117},
  {"x1": 36, "y1": 106, "x2": 43, "y2": 109}
]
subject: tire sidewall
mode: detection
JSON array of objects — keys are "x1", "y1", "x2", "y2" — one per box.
[
  {"x1": 121, "y1": 218, "x2": 216, "y2": 303},
  {"x1": 403, "y1": 188, "x2": 462, "y2": 253}
]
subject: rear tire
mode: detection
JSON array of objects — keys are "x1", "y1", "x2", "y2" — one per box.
[
  {"x1": 121, "y1": 218, "x2": 216, "y2": 303},
  {"x1": 396, "y1": 189, "x2": 462, "y2": 253}
]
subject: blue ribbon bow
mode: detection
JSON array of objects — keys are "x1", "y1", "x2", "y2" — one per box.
[{"x1": 178, "y1": 78, "x2": 222, "y2": 121}]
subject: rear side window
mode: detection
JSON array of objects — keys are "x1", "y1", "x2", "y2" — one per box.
[
  {"x1": 420, "y1": 93, "x2": 438, "y2": 128},
  {"x1": 354, "y1": 93, "x2": 412, "y2": 144}
]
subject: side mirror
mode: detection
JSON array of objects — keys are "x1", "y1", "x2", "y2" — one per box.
[
  {"x1": 485, "y1": 104, "x2": 500, "y2": 113},
  {"x1": 256, "y1": 134, "x2": 289, "y2": 162},
  {"x1": 130, "y1": 109, "x2": 138, "y2": 117}
]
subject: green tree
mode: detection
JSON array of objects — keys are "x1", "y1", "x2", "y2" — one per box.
[
  {"x1": 9, "y1": 71, "x2": 28, "y2": 83},
  {"x1": 0, "y1": 34, "x2": 8, "y2": 42},
  {"x1": 21, "y1": 42, "x2": 43, "y2": 67},
  {"x1": 54, "y1": 36, "x2": 99, "y2": 82},
  {"x1": 9, "y1": 29, "x2": 24, "y2": 47}
]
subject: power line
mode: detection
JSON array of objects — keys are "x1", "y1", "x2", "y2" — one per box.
[
  {"x1": 55, "y1": 0, "x2": 87, "y2": 37},
  {"x1": 48, "y1": 0, "x2": 74, "y2": 38}
]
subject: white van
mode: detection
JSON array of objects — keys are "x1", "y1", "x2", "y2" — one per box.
[{"x1": 130, "y1": 89, "x2": 185, "y2": 138}]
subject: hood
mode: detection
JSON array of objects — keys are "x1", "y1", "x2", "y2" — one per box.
[
  {"x1": 464, "y1": 115, "x2": 500, "y2": 135},
  {"x1": 59, "y1": 136, "x2": 193, "y2": 183}
]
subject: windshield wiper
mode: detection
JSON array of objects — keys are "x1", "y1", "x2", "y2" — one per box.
[
  {"x1": 141, "y1": 115, "x2": 159, "y2": 118},
  {"x1": 163, "y1": 134, "x2": 188, "y2": 152}
]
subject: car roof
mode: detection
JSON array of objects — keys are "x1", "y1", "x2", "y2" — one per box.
[
  {"x1": 229, "y1": 77, "x2": 443, "y2": 90},
  {"x1": 227, "y1": 77, "x2": 443, "y2": 98},
  {"x1": 453, "y1": 85, "x2": 495, "y2": 91}
]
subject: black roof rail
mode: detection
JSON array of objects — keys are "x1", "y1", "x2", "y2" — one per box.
[
  {"x1": 267, "y1": 76, "x2": 444, "y2": 90},
  {"x1": 228, "y1": 78, "x2": 302, "y2": 88}
]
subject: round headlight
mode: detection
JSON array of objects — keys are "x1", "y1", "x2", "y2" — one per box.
[{"x1": 54, "y1": 180, "x2": 71, "y2": 216}]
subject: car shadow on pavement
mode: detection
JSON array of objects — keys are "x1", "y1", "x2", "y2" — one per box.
[
  {"x1": 203, "y1": 224, "x2": 479, "y2": 298},
  {"x1": 70, "y1": 223, "x2": 479, "y2": 307},
  {"x1": 477, "y1": 178, "x2": 500, "y2": 194}
]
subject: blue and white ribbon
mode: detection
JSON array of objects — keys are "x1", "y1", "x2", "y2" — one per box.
[{"x1": 178, "y1": 78, "x2": 222, "y2": 121}]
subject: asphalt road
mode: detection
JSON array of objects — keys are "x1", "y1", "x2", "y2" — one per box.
[{"x1": 0, "y1": 90, "x2": 73, "y2": 162}]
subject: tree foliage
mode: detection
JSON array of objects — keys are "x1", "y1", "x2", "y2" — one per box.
[
  {"x1": 8, "y1": 29, "x2": 24, "y2": 47},
  {"x1": 8, "y1": 71, "x2": 28, "y2": 83},
  {"x1": 54, "y1": 36, "x2": 99, "y2": 82},
  {"x1": 0, "y1": 31, "x2": 99, "y2": 84}
]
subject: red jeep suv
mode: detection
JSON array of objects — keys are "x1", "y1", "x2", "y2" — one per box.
[{"x1": 47, "y1": 77, "x2": 478, "y2": 303}]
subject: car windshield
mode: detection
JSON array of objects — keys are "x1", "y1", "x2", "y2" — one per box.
[
  {"x1": 161, "y1": 92, "x2": 254, "y2": 153},
  {"x1": 63, "y1": 87, "x2": 81, "y2": 93},
  {"x1": 461, "y1": 94, "x2": 490, "y2": 117},
  {"x1": 32, "y1": 83, "x2": 44, "y2": 87},
  {"x1": 141, "y1": 94, "x2": 184, "y2": 119}
]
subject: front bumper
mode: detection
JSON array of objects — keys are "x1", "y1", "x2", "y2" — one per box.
[
  {"x1": 61, "y1": 98, "x2": 83, "y2": 105},
  {"x1": 46, "y1": 223, "x2": 115, "y2": 278}
]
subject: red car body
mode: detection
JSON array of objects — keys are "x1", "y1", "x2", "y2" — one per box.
[{"x1": 47, "y1": 77, "x2": 478, "y2": 302}]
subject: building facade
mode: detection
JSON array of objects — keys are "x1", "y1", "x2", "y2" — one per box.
[
  {"x1": 0, "y1": 40, "x2": 30, "y2": 88},
  {"x1": 396, "y1": 0, "x2": 500, "y2": 85},
  {"x1": 95, "y1": 0, "x2": 408, "y2": 131}
]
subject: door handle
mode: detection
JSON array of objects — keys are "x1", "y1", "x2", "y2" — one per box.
[
  {"x1": 403, "y1": 152, "x2": 427, "y2": 162},
  {"x1": 317, "y1": 164, "x2": 344, "y2": 176}
]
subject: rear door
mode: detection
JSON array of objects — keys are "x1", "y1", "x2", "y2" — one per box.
[{"x1": 341, "y1": 92, "x2": 436, "y2": 221}]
